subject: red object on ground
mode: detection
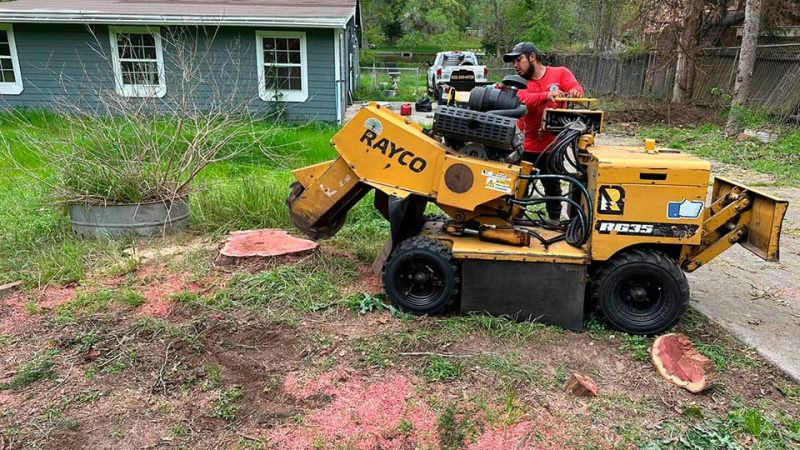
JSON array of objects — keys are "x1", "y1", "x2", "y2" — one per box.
[
  {"x1": 564, "y1": 373, "x2": 598, "y2": 397},
  {"x1": 220, "y1": 229, "x2": 317, "y2": 259},
  {"x1": 651, "y1": 333, "x2": 716, "y2": 393},
  {"x1": 400, "y1": 103, "x2": 412, "y2": 116}
]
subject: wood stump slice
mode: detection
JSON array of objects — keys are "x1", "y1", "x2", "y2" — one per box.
[
  {"x1": 564, "y1": 373, "x2": 598, "y2": 397},
  {"x1": 651, "y1": 333, "x2": 716, "y2": 393}
]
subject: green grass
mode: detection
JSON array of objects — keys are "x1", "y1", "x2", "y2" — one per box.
[
  {"x1": 55, "y1": 288, "x2": 145, "y2": 323},
  {"x1": 212, "y1": 386, "x2": 243, "y2": 421},
  {"x1": 421, "y1": 356, "x2": 463, "y2": 382},
  {"x1": 0, "y1": 349, "x2": 60, "y2": 390},
  {"x1": 439, "y1": 314, "x2": 550, "y2": 341},
  {"x1": 638, "y1": 124, "x2": 800, "y2": 185},
  {"x1": 0, "y1": 111, "x2": 344, "y2": 287},
  {"x1": 354, "y1": 69, "x2": 427, "y2": 102}
]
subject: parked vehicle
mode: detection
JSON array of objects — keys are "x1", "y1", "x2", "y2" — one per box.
[{"x1": 426, "y1": 51, "x2": 489, "y2": 102}]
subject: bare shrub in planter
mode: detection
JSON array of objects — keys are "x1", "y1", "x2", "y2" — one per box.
[{"x1": 4, "y1": 26, "x2": 285, "y2": 238}]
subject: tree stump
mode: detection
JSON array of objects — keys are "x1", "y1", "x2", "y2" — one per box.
[
  {"x1": 564, "y1": 373, "x2": 598, "y2": 397},
  {"x1": 215, "y1": 229, "x2": 317, "y2": 266},
  {"x1": 651, "y1": 333, "x2": 716, "y2": 393}
]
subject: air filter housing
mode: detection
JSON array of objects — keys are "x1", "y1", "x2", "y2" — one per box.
[{"x1": 433, "y1": 106, "x2": 517, "y2": 150}]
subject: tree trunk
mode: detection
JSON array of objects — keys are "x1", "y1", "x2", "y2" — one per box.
[
  {"x1": 672, "y1": 0, "x2": 703, "y2": 103},
  {"x1": 724, "y1": 0, "x2": 762, "y2": 136}
]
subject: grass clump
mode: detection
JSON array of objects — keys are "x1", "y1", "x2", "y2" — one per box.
[
  {"x1": 440, "y1": 314, "x2": 547, "y2": 341},
  {"x1": 212, "y1": 386, "x2": 243, "y2": 421},
  {"x1": 56, "y1": 288, "x2": 145, "y2": 323},
  {"x1": 0, "y1": 349, "x2": 60, "y2": 390},
  {"x1": 422, "y1": 356, "x2": 463, "y2": 382}
]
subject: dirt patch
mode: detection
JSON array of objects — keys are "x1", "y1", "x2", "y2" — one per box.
[
  {"x1": 0, "y1": 286, "x2": 75, "y2": 333},
  {"x1": 606, "y1": 102, "x2": 723, "y2": 127}
]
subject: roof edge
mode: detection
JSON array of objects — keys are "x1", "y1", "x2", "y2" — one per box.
[{"x1": 0, "y1": 13, "x2": 349, "y2": 28}]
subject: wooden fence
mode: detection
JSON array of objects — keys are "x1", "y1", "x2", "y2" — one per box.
[{"x1": 544, "y1": 44, "x2": 800, "y2": 115}]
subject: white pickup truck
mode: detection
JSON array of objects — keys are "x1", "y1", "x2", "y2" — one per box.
[{"x1": 426, "y1": 51, "x2": 489, "y2": 101}]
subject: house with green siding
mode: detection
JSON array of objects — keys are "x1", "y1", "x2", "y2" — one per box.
[{"x1": 0, "y1": 0, "x2": 361, "y2": 123}]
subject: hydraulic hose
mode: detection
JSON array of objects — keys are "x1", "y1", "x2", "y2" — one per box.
[{"x1": 486, "y1": 105, "x2": 528, "y2": 119}]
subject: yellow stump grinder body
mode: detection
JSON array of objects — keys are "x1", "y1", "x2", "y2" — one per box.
[{"x1": 287, "y1": 80, "x2": 787, "y2": 335}]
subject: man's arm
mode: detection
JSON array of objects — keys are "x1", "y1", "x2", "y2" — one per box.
[
  {"x1": 516, "y1": 90, "x2": 551, "y2": 109},
  {"x1": 560, "y1": 68, "x2": 584, "y2": 97}
]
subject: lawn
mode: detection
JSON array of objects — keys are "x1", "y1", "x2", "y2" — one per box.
[{"x1": 0, "y1": 111, "x2": 798, "y2": 449}]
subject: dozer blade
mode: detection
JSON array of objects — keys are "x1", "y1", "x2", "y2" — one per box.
[{"x1": 680, "y1": 176, "x2": 788, "y2": 271}]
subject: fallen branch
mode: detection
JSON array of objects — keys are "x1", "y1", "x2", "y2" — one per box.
[{"x1": 399, "y1": 352, "x2": 477, "y2": 358}]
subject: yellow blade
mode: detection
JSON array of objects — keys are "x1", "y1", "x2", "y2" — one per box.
[{"x1": 712, "y1": 176, "x2": 788, "y2": 261}]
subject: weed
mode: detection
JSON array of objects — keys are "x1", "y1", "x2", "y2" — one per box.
[
  {"x1": 56, "y1": 288, "x2": 145, "y2": 323},
  {"x1": 212, "y1": 386, "x2": 243, "y2": 420},
  {"x1": 204, "y1": 365, "x2": 222, "y2": 390},
  {"x1": 1, "y1": 349, "x2": 59, "y2": 390},
  {"x1": 440, "y1": 313, "x2": 546, "y2": 340},
  {"x1": 71, "y1": 327, "x2": 102, "y2": 352},
  {"x1": 618, "y1": 334, "x2": 652, "y2": 362},
  {"x1": 398, "y1": 419, "x2": 413, "y2": 435},
  {"x1": 478, "y1": 353, "x2": 543, "y2": 385},
  {"x1": 170, "y1": 424, "x2": 189, "y2": 438},
  {"x1": 422, "y1": 356, "x2": 463, "y2": 382},
  {"x1": 436, "y1": 403, "x2": 477, "y2": 450},
  {"x1": 0, "y1": 334, "x2": 10, "y2": 348},
  {"x1": 553, "y1": 366, "x2": 568, "y2": 387}
]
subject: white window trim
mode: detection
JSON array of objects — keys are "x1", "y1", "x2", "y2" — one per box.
[
  {"x1": 108, "y1": 26, "x2": 166, "y2": 98},
  {"x1": 0, "y1": 24, "x2": 23, "y2": 95},
  {"x1": 256, "y1": 30, "x2": 308, "y2": 103}
]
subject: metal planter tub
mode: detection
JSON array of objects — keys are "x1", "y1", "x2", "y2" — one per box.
[{"x1": 68, "y1": 196, "x2": 190, "y2": 239}]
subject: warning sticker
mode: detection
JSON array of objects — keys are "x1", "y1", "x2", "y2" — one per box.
[{"x1": 485, "y1": 176, "x2": 513, "y2": 194}]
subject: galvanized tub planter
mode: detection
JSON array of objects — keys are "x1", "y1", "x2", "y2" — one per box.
[{"x1": 68, "y1": 196, "x2": 190, "y2": 239}]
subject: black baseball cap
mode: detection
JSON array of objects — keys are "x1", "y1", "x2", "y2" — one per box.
[{"x1": 503, "y1": 42, "x2": 542, "y2": 62}]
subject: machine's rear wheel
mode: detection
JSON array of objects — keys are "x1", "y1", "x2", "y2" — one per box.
[
  {"x1": 286, "y1": 181, "x2": 346, "y2": 240},
  {"x1": 592, "y1": 249, "x2": 689, "y2": 335},
  {"x1": 383, "y1": 236, "x2": 459, "y2": 315}
]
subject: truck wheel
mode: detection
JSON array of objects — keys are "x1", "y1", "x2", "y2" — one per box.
[
  {"x1": 383, "y1": 236, "x2": 459, "y2": 315},
  {"x1": 591, "y1": 249, "x2": 689, "y2": 335},
  {"x1": 286, "y1": 181, "x2": 346, "y2": 240}
]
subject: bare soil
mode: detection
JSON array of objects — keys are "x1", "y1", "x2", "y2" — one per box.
[{"x1": 1, "y1": 236, "x2": 798, "y2": 449}]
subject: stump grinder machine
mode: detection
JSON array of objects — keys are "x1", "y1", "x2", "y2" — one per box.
[{"x1": 286, "y1": 76, "x2": 788, "y2": 335}]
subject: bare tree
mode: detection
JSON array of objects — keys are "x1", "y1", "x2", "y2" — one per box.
[
  {"x1": 724, "y1": 0, "x2": 762, "y2": 135},
  {"x1": 672, "y1": 0, "x2": 703, "y2": 102}
]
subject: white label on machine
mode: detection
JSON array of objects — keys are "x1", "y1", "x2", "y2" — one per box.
[
  {"x1": 481, "y1": 170, "x2": 510, "y2": 180},
  {"x1": 485, "y1": 176, "x2": 512, "y2": 194},
  {"x1": 364, "y1": 118, "x2": 383, "y2": 135}
]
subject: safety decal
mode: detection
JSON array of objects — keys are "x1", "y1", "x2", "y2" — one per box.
[
  {"x1": 364, "y1": 117, "x2": 383, "y2": 136},
  {"x1": 598, "y1": 185, "x2": 625, "y2": 215},
  {"x1": 485, "y1": 176, "x2": 512, "y2": 194},
  {"x1": 667, "y1": 200, "x2": 704, "y2": 219},
  {"x1": 596, "y1": 221, "x2": 699, "y2": 238}
]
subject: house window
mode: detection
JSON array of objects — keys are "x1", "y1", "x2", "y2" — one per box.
[
  {"x1": 256, "y1": 31, "x2": 308, "y2": 102},
  {"x1": 0, "y1": 24, "x2": 23, "y2": 95},
  {"x1": 109, "y1": 26, "x2": 166, "y2": 98}
]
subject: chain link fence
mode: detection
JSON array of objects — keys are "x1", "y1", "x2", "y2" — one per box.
[{"x1": 356, "y1": 65, "x2": 424, "y2": 102}]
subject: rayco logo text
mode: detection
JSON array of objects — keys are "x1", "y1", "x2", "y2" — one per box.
[{"x1": 360, "y1": 129, "x2": 428, "y2": 173}]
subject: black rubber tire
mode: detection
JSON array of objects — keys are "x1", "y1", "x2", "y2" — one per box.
[
  {"x1": 286, "y1": 181, "x2": 346, "y2": 240},
  {"x1": 591, "y1": 249, "x2": 689, "y2": 335},
  {"x1": 382, "y1": 236, "x2": 459, "y2": 315}
]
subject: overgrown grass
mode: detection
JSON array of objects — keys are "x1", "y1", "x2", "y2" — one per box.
[
  {"x1": 0, "y1": 111, "x2": 347, "y2": 287},
  {"x1": 56, "y1": 288, "x2": 146, "y2": 323},
  {"x1": 638, "y1": 124, "x2": 800, "y2": 185}
]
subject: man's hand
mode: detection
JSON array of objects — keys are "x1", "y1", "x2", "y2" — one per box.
[
  {"x1": 546, "y1": 89, "x2": 565, "y2": 102},
  {"x1": 567, "y1": 88, "x2": 583, "y2": 98}
]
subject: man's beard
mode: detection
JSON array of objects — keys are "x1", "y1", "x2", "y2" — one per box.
[{"x1": 519, "y1": 58, "x2": 534, "y2": 79}]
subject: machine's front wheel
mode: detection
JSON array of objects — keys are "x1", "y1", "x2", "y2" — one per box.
[
  {"x1": 383, "y1": 236, "x2": 459, "y2": 315},
  {"x1": 592, "y1": 249, "x2": 689, "y2": 335}
]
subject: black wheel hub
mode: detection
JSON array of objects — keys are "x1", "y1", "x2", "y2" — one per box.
[
  {"x1": 619, "y1": 275, "x2": 664, "y2": 310},
  {"x1": 395, "y1": 256, "x2": 446, "y2": 307}
]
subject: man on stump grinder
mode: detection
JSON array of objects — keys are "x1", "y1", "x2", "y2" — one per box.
[{"x1": 504, "y1": 41, "x2": 584, "y2": 221}]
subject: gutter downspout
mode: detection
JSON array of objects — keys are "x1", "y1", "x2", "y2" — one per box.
[{"x1": 334, "y1": 28, "x2": 344, "y2": 125}]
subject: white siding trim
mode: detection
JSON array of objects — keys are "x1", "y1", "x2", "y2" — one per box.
[
  {"x1": 0, "y1": 24, "x2": 23, "y2": 95},
  {"x1": 334, "y1": 29, "x2": 342, "y2": 124},
  {"x1": 256, "y1": 30, "x2": 308, "y2": 103},
  {"x1": 0, "y1": 14, "x2": 348, "y2": 28},
  {"x1": 108, "y1": 26, "x2": 166, "y2": 98}
]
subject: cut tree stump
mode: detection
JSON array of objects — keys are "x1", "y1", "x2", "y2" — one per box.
[
  {"x1": 651, "y1": 333, "x2": 716, "y2": 393},
  {"x1": 564, "y1": 373, "x2": 598, "y2": 397},
  {"x1": 215, "y1": 229, "x2": 318, "y2": 266}
]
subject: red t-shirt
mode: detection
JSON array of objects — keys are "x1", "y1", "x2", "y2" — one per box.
[{"x1": 515, "y1": 66, "x2": 583, "y2": 153}]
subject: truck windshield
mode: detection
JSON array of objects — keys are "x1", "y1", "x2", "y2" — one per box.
[{"x1": 442, "y1": 53, "x2": 477, "y2": 66}]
